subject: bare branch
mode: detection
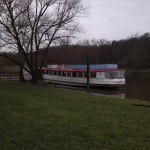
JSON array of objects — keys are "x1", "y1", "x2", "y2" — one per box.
[{"x1": 0, "y1": 0, "x2": 87, "y2": 82}]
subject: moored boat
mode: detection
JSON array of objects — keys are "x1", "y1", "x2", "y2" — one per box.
[{"x1": 41, "y1": 64, "x2": 125, "y2": 88}]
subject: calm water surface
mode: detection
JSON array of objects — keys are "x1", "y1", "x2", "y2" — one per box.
[
  {"x1": 125, "y1": 77, "x2": 150, "y2": 102},
  {"x1": 90, "y1": 76, "x2": 150, "y2": 102},
  {"x1": 55, "y1": 76, "x2": 150, "y2": 102}
]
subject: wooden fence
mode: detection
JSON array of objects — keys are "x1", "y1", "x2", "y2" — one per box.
[{"x1": 0, "y1": 74, "x2": 19, "y2": 80}]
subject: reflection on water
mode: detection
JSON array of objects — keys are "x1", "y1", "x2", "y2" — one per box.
[
  {"x1": 125, "y1": 77, "x2": 150, "y2": 102},
  {"x1": 90, "y1": 87, "x2": 125, "y2": 98},
  {"x1": 54, "y1": 76, "x2": 150, "y2": 102},
  {"x1": 91, "y1": 77, "x2": 150, "y2": 102}
]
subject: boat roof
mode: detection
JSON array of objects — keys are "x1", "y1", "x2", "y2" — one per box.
[{"x1": 41, "y1": 67, "x2": 124, "y2": 73}]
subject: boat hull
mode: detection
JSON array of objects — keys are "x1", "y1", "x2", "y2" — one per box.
[{"x1": 42, "y1": 74, "x2": 125, "y2": 88}]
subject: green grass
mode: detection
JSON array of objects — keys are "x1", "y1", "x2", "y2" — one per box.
[{"x1": 0, "y1": 81, "x2": 150, "y2": 150}]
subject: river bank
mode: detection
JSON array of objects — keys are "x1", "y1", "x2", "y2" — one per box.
[{"x1": 0, "y1": 81, "x2": 149, "y2": 149}]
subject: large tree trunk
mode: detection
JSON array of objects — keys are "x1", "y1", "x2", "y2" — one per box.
[
  {"x1": 31, "y1": 70, "x2": 38, "y2": 84},
  {"x1": 19, "y1": 66, "x2": 25, "y2": 83},
  {"x1": 0, "y1": 0, "x2": 85, "y2": 82}
]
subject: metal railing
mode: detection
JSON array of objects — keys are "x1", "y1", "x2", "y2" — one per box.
[{"x1": 0, "y1": 74, "x2": 19, "y2": 80}]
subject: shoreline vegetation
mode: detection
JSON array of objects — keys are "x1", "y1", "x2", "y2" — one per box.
[
  {"x1": 1, "y1": 66, "x2": 150, "y2": 77},
  {"x1": 0, "y1": 81, "x2": 149, "y2": 149}
]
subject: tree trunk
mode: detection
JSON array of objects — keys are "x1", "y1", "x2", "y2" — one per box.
[
  {"x1": 31, "y1": 71, "x2": 38, "y2": 84},
  {"x1": 19, "y1": 66, "x2": 25, "y2": 83}
]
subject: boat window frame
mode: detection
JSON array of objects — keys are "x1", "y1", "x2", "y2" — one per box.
[
  {"x1": 78, "y1": 72, "x2": 83, "y2": 78},
  {"x1": 72, "y1": 72, "x2": 77, "y2": 77},
  {"x1": 105, "y1": 71, "x2": 125, "y2": 79},
  {"x1": 58, "y1": 71, "x2": 61, "y2": 76},
  {"x1": 84, "y1": 72, "x2": 87, "y2": 77},
  {"x1": 62, "y1": 71, "x2": 67, "y2": 77},
  {"x1": 67, "y1": 72, "x2": 72, "y2": 77},
  {"x1": 90, "y1": 72, "x2": 96, "y2": 78},
  {"x1": 54, "y1": 71, "x2": 57, "y2": 75}
]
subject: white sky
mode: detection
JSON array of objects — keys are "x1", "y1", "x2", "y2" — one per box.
[{"x1": 78, "y1": 0, "x2": 150, "y2": 41}]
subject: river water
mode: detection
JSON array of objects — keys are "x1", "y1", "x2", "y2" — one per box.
[
  {"x1": 90, "y1": 76, "x2": 150, "y2": 102},
  {"x1": 51, "y1": 76, "x2": 150, "y2": 102},
  {"x1": 125, "y1": 76, "x2": 150, "y2": 102}
]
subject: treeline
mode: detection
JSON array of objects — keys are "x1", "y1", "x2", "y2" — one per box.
[
  {"x1": 1, "y1": 33, "x2": 150, "y2": 70},
  {"x1": 45, "y1": 33, "x2": 150, "y2": 70}
]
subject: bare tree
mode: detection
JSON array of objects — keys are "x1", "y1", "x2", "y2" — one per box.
[{"x1": 0, "y1": 0, "x2": 86, "y2": 83}]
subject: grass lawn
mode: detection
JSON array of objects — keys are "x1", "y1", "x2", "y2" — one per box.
[{"x1": 0, "y1": 81, "x2": 150, "y2": 150}]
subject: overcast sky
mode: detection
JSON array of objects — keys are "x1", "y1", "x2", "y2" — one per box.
[{"x1": 78, "y1": 0, "x2": 150, "y2": 41}]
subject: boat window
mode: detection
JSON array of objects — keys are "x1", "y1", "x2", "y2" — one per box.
[
  {"x1": 67, "y1": 72, "x2": 72, "y2": 77},
  {"x1": 90, "y1": 72, "x2": 96, "y2": 78},
  {"x1": 105, "y1": 71, "x2": 125, "y2": 78},
  {"x1": 84, "y1": 72, "x2": 87, "y2": 77},
  {"x1": 49, "y1": 71, "x2": 52, "y2": 75},
  {"x1": 54, "y1": 71, "x2": 57, "y2": 75},
  {"x1": 78, "y1": 72, "x2": 83, "y2": 77},
  {"x1": 46, "y1": 70, "x2": 48, "y2": 74},
  {"x1": 62, "y1": 72, "x2": 67, "y2": 76},
  {"x1": 105, "y1": 72, "x2": 115, "y2": 78},
  {"x1": 118, "y1": 71, "x2": 125, "y2": 78},
  {"x1": 72, "y1": 72, "x2": 77, "y2": 77},
  {"x1": 58, "y1": 71, "x2": 61, "y2": 76},
  {"x1": 42, "y1": 70, "x2": 45, "y2": 74},
  {"x1": 84, "y1": 72, "x2": 90, "y2": 77}
]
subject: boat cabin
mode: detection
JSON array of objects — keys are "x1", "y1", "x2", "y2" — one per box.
[{"x1": 41, "y1": 68, "x2": 125, "y2": 79}]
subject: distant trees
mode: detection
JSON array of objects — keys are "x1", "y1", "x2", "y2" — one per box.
[
  {"x1": 115, "y1": 33, "x2": 150, "y2": 69},
  {"x1": 43, "y1": 33, "x2": 150, "y2": 70},
  {"x1": 0, "y1": 0, "x2": 86, "y2": 83},
  {"x1": 0, "y1": 28, "x2": 150, "y2": 71}
]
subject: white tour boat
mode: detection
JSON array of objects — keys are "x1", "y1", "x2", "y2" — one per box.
[{"x1": 41, "y1": 64, "x2": 125, "y2": 88}]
